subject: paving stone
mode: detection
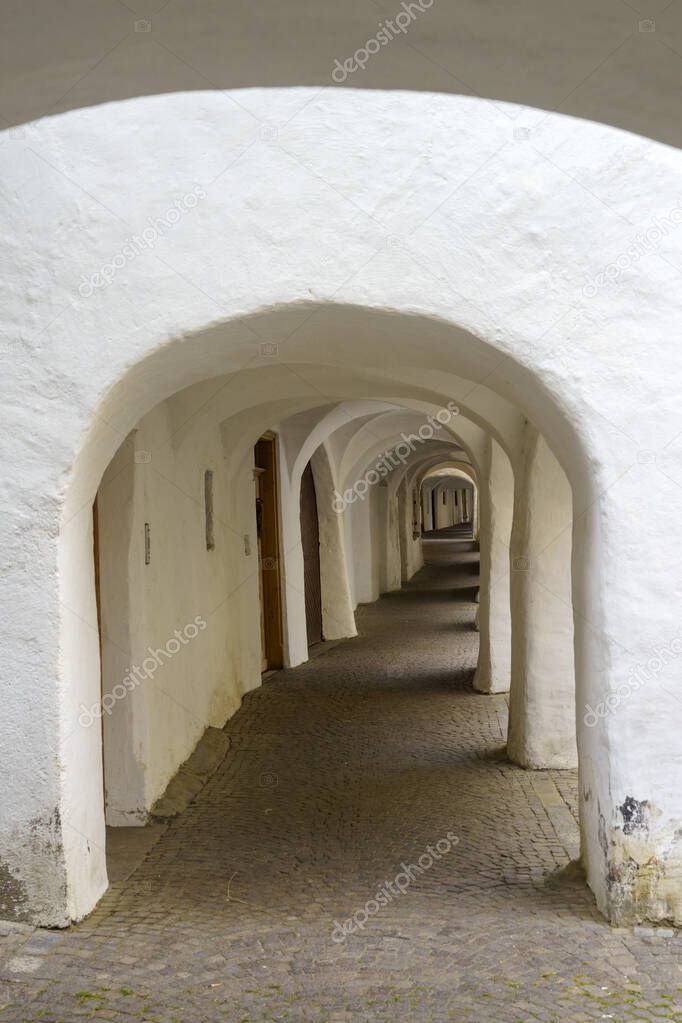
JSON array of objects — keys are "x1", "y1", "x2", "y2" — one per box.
[
  {"x1": 4, "y1": 540, "x2": 682, "y2": 1022},
  {"x1": 3, "y1": 956, "x2": 42, "y2": 975},
  {"x1": 0, "y1": 922, "x2": 32, "y2": 939},
  {"x1": 21, "y1": 931, "x2": 64, "y2": 955}
]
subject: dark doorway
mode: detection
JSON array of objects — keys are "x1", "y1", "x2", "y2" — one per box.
[
  {"x1": 300, "y1": 461, "x2": 323, "y2": 647},
  {"x1": 255, "y1": 433, "x2": 284, "y2": 671}
]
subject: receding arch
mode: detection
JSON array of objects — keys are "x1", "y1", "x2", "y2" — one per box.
[
  {"x1": 6, "y1": 86, "x2": 680, "y2": 931},
  {"x1": 420, "y1": 463, "x2": 479, "y2": 532},
  {"x1": 47, "y1": 295, "x2": 610, "y2": 924}
]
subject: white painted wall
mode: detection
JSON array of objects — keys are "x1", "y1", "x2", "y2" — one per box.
[
  {"x1": 2, "y1": 88, "x2": 682, "y2": 928},
  {"x1": 97, "y1": 400, "x2": 365, "y2": 829},
  {"x1": 397, "y1": 477, "x2": 424, "y2": 583},
  {"x1": 97, "y1": 400, "x2": 261, "y2": 824}
]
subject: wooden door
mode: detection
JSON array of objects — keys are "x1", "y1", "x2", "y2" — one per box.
[
  {"x1": 299, "y1": 462, "x2": 323, "y2": 647},
  {"x1": 254, "y1": 468, "x2": 268, "y2": 672},
  {"x1": 254, "y1": 433, "x2": 284, "y2": 671}
]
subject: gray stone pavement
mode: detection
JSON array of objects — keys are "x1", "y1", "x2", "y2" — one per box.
[{"x1": 2, "y1": 539, "x2": 682, "y2": 1022}]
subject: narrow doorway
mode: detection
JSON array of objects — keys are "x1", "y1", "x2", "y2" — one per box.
[
  {"x1": 299, "y1": 461, "x2": 323, "y2": 648},
  {"x1": 255, "y1": 433, "x2": 284, "y2": 672}
]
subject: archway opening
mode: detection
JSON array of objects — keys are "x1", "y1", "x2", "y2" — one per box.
[
  {"x1": 53, "y1": 302, "x2": 602, "y2": 933},
  {"x1": 73, "y1": 329, "x2": 585, "y2": 933}
]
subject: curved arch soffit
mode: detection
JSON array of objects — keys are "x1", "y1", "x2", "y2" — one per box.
[{"x1": 64, "y1": 304, "x2": 593, "y2": 532}]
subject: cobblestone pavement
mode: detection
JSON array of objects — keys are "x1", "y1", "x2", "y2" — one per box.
[{"x1": 2, "y1": 540, "x2": 682, "y2": 1021}]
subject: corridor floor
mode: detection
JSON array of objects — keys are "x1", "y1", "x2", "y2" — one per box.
[{"x1": 2, "y1": 540, "x2": 682, "y2": 1022}]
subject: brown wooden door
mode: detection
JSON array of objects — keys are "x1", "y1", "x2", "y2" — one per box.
[
  {"x1": 254, "y1": 433, "x2": 284, "y2": 671},
  {"x1": 300, "y1": 462, "x2": 323, "y2": 647}
]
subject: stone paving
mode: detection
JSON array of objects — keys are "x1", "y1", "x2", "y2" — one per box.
[{"x1": 2, "y1": 539, "x2": 682, "y2": 1022}]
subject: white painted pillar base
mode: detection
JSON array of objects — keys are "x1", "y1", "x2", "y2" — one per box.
[
  {"x1": 383, "y1": 485, "x2": 402, "y2": 593},
  {"x1": 311, "y1": 447, "x2": 357, "y2": 640},
  {"x1": 507, "y1": 427, "x2": 577, "y2": 769},
  {"x1": 474, "y1": 438, "x2": 513, "y2": 694}
]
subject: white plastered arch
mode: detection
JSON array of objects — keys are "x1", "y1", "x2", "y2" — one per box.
[{"x1": 2, "y1": 89, "x2": 682, "y2": 928}]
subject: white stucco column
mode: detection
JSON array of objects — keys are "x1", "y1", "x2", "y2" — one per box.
[
  {"x1": 347, "y1": 491, "x2": 377, "y2": 605},
  {"x1": 310, "y1": 447, "x2": 357, "y2": 640},
  {"x1": 383, "y1": 485, "x2": 402, "y2": 592},
  {"x1": 97, "y1": 434, "x2": 147, "y2": 825},
  {"x1": 474, "y1": 438, "x2": 513, "y2": 694},
  {"x1": 507, "y1": 426, "x2": 577, "y2": 768},
  {"x1": 397, "y1": 478, "x2": 410, "y2": 582},
  {"x1": 278, "y1": 450, "x2": 309, "y2": 669},
  {"x1": 472, "y1": 483, "x2": 480, "y2": 541}
]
